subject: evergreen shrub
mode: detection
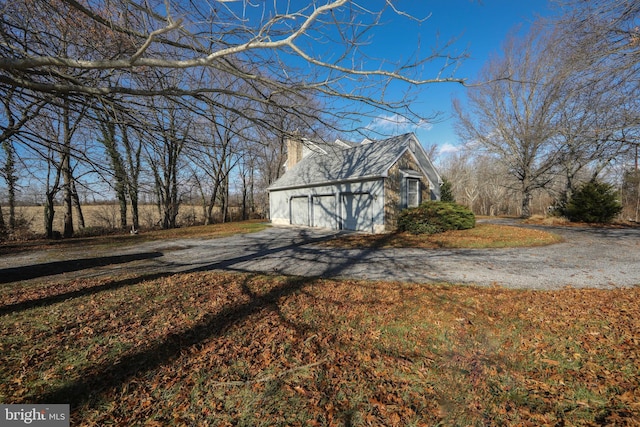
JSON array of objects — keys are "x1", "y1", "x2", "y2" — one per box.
[
  {"x1": 439, "y1": 177, "x2": 455, "y2": 203},
  {"x1": 398, "y1": 201, "x2": 475, "y2": 234},
  {"x1": 565, "y1": 180, "x2": 622, "y2": 223}
]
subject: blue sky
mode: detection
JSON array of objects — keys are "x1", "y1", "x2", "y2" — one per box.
[{"x1": 356, "y1": 0, "x2": 557, "y2": 155}]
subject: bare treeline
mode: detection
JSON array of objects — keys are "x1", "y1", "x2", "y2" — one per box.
[
  {"x1": 450, "y1": 0, "x2": 640, "y2": 219},
  {"x1": 0, "y1": 0, "x2": 464, "y2": 237},
  {"x1": 1, "y1": 0, "x2": 638, "y2": 238}
]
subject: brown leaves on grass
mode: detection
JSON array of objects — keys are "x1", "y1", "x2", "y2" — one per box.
[
  {"x1": 0, "y1": 273, "x2": 638, "y2": 426},
  {"x1": 324, "y1": 223, "x2": 562, "y2": 249}
]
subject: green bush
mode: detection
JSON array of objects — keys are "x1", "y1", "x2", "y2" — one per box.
[
  {"x1": 439, "y1": 177, "x2": 455, "y2": 203},
  {"x1": 398, "y1": 201, "x2": 475, "y2": 234},
  {"x1": 565, "y1": 180, "x2": 622, "y2": 223}
]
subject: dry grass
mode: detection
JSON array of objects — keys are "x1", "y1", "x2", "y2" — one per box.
[
  {"x1": 1, "y1": 272, "x2": 638, "y2": 426},
  {"x1": 7, "y1": 204, "x2": 226, "y2": 236},
  {"x1": 324, "y1": 223, "x2": 563, "y2": 249}
]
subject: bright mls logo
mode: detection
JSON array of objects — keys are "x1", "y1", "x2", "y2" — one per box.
[{"x1": 1, "y1": 405, "x2": 69, "y2": 426}]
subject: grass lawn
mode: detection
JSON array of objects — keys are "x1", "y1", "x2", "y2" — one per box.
[
  {"x1": 324, "y1": 223, "x2": 563, "y2": 249},
  {"x1": 1, "y1": 271, "x2": 638, "y2": 426}
]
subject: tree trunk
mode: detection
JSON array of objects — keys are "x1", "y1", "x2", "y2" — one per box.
[
  {"x1": 242, "y1": 184, "x2": 248, "y2": 220},
  {"x1": 0, "y1": 203, "x2": 6, "y2": 233},
  {"x1": 130, "y1": 193, "x2": 139, "y2": 231},
  {"x1": 521, "y1": 191, "x2": 533, "y2": 218},
  {"x1": 71, "y1": 180, "x2": 85, "y2": 229},
  {"x1": 249, "y1": 165, "x2": 255, "y2": 217},
  {"x1": 220, "y1": 176, "x2": 229, "y2": 223},
  {"x1": 62, "y1": 163, "x2": 73, "y2": 238},
  {"x1": 62, "y1": 97, "x2": 74, "y2": 238},
  {"x1": 44, "y1": 145, "x2": 62, "y2": 239},
  {"x1": 118, "y1": 192, "x2": 127, "y2": 229},
  {"x1": 44, "y1": 191, "x2": 56, "y2": 239},
  {"x1": 205, "y1": 188, "x2": 217, "y2": 225},
  {"x1": 2, "y1": 140, "x2": 17, "y2": 229},
  {"x1": 122, "y1": 125, "x2": 141, "y2": 231}
]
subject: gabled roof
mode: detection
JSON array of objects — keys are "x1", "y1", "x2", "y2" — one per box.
[{"x1": 269, "y1": 133, "x2": 434, "y2": 191}]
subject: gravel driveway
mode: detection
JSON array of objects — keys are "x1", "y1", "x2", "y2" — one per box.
[{"x1": 1, "y1": 220, "x2": 639, "y2": 290}]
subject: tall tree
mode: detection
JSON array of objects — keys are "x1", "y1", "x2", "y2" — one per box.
[
  {"x1": 1, "y1": 139, "x2": 17, "y2": 229},
  {"x1": 143, "y1": 96, "x2": 190, "y2": 229},
  {"x1": 98, "y1": 112, "x2": 128, "y2": 229},
  {"x1": 551, "y1": 0, "x2": 640, "y2": 201},
  {"x1": 0, "y1": 88, "x2": 49, "y2": 231},
  {"x1": 187, "y1": 92, "x2": 249, "y2": 225},
  {"x1": 454, "y1": 29, "x2": 565, "y2": 217},
  {"x1": 555, "y1": 0, "x2": 639, "y2": 88}
]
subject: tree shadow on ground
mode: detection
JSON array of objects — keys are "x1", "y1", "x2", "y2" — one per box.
[
  {"x1": 30, "y1": 230, "x2": 385, "y2": 411},
  {"x1": 0, "y1": 271, "x2": 171, "y2": 315},
  {"x1": 35, "y1": 274, "x2": 312, "y2": 407},
  {"x1": 0, "y1": 252, "x2": 163, "y2": 284}
]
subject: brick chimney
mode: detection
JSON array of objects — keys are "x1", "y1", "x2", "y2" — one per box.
[{"x1": 286, "y1": 134, "x2": 303, "y2": 170}]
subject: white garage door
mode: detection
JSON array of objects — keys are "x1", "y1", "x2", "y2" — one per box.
[
  {"x1": 341, "y1": 193, "x2": 373, "y2": 232},
  {"x1": 312, "y1": 195, "x2": 336, "y2": 229},
  {"x1": 290, "y1": 196, "x2": 309, "y2": 226}
]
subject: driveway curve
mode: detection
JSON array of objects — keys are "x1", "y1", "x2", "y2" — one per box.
[{"x1": 1, "y1": 220, "x2": 639, "y2": 290}]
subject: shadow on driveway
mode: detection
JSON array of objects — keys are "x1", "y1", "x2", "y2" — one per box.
[{"x1": 0, "y1": 252, "x2": 164, "y2": 284}]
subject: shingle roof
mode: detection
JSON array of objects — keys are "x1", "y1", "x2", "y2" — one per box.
[{"x1": 268, "y1": 133, "x2": 416, "y2": 190}]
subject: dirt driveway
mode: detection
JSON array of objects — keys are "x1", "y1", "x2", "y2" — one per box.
[{"x1": 1, "y1": 220, "x2": 639, "y2": 290}]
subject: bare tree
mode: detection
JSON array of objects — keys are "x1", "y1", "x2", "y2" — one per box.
[
  {"x1": 187, "y1": 91, "x2": 250, "y2": 225},
  {"x1": 454, "y1": 1, "x2": 639, "y2": 218},
  {"x1": 1, "y1": 139, "x2": 17, "y2": 229},
  {"x1": 454, "y1": 29, "x2": 565, "y2": 218},
  {"x1": 0, "y1": 0, "x2": 465, "y2": 133},
  {"x1": 121, "y1": 120, "x2": 143, "y2": 231},
  {"x1": 142, "y1": 95, "x2": 191, "y2": 229},
  {"x1": 543, "y1": 1, "x2": 639, "y2": 206},
  {"x1": 0, "y1": 88, "x2": 49, "y2": 230},
  {"x1": 98, "y1": 110, "x2": 128, "y2": 229},
  {"x1": 554, "y1": 0, "x2": 640, "y2": 88},
  {"x1": 0, "y1": 0, "x2": 472, "y2": 233}
]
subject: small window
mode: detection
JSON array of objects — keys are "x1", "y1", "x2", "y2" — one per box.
[{"x1": 407, "y1": 178, "x2": 420, "y2": 208}]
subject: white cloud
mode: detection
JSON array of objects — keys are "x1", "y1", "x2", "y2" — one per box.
[
  {"x1": 438, "y1": 143, "x2": 460, "y2": 155},
  {"x1": 367, "y1": 113, "x2": 433, "y2": 133}
]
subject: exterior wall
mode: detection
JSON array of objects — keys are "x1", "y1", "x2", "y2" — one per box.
[
  {"x1": 384, "y1": 151, "x2": 431, "y2": 230},
  {"x1": 269, "y1": 179, "x2": 386, "y2": 233}
]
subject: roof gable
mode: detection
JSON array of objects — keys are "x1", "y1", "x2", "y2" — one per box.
[{"x1": 269, "y1": 133, "x2": 438, "y2": 190}]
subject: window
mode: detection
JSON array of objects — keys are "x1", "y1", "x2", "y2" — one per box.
[{"x1": 407, "y1": 178, "x2": 420, "y2": 208}]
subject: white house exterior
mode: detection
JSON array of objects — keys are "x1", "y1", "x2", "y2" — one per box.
[{"x1": 268, "y1": 133, "x2": 442, "y2": 233}]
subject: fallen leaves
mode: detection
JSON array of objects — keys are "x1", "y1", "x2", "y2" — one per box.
[
  {"x1": 323, "y1": 223, "x2": 563, "y2": 249},
  {"x1": 0, "y1": 272, "x2": 638, "y2": 426}
]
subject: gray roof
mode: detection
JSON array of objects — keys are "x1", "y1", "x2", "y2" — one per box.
[{"x1": 269, "y1": 133, "x2": 426, "y2": 190}]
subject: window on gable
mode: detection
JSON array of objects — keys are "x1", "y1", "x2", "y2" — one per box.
[{"x1": 407, "y1": 178, "x2": 420, "y2": 208}]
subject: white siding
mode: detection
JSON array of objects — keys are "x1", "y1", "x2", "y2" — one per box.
[
  {"x1": 290, "y1": 196, "x2": 309, "y2": 226},
  {"x1": 341, "y1": 193, "x2": 373, "y2": 232},
  {"x1": 268, "y1": 179, "x2": 385, "y2": 233},
  {"x1": 312, "y1": 195, "x2": 336, "y2": 229}
]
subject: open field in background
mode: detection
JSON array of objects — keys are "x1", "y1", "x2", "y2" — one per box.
[
  {"x1": 1, "y1": 272, "x2": 638, "y2": 426},
  {"x1": 5, "y1": 204, "x2": 251, "y2": 236}
]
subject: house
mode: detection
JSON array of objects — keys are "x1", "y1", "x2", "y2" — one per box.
[{"x1": 268, "y1": 132, "x2": 442, "y2": 233}]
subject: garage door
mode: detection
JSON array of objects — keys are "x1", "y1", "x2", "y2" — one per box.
[
  {"x1": 290, "y1": 196, "x2": 309, "y2": 226},
  {"x1": 341, "y1": 193, "x2": 373, "y2": 232},
  {"x1": 312, "y1": 195, "x2": 336, "y2": 229}
]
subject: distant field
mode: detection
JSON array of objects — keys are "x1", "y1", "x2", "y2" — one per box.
[{"x1": 6, "y1": 204, "x2": 228, "y2": 235}]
